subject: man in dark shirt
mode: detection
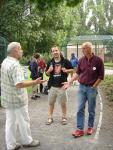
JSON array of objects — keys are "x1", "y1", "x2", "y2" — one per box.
[
  {"x1": 46, "y1": 45, "x2": 73, "y2": 125},
  {"x1": 63, "y1": 42, "x2": 104, "y2": 137}
]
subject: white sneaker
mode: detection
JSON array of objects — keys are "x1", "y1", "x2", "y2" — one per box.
[
  {"x1": 7, "y1": 143, "x2": 21, "y2": 150},
  {"x1": 23, "y1": 140, "x2": 40, "y2": 147}
]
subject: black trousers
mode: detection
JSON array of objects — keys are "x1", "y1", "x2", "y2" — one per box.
[{"x1": 37, "y1": 72, "x2": 43, "y2": 93}]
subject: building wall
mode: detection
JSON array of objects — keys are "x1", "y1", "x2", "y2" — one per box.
[{"x1": 67, "y1": 45, "x2": 104, "y2": 61}]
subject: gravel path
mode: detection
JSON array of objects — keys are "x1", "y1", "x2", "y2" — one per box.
[{"x1": 0, "y1": 85, "x2": 113, "y2": 150}]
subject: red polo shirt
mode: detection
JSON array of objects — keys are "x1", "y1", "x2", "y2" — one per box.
[{"x1": 76, "y1": 55, "x2": 104, "y2": 86}]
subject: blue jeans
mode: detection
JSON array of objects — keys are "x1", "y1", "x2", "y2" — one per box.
[{"x1": 77, "y1": 84, "x2": 98, "y2": 130}]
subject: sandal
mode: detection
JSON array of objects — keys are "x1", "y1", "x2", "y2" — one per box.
[
  {"x1": 35, "y1": 94, "x2": 40, "y2": 98},
  {"x1": 31, "y1": 96, "x2": 37, "y2": 100},
  {"x1": 62, "y1": 117, "x2": 67, "y2": 125},
  {"x1": 46, "y1": 118, "x2": 53, "y2": 125}
]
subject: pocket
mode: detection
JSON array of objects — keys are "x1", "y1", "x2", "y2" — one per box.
[{"x1": 90, "y1": 87, "x2": 98, "y2": 95}]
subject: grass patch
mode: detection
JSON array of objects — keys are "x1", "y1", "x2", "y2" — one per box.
[
  {"x1": 101, "y1": 75, "x2": 113, "y2": 101},
  {"x1": 27, "y1": 70, "x2": 32, "y2": 94},
  {"x1": 104, "y1": 62, "x2": 113, "y2": 69}
]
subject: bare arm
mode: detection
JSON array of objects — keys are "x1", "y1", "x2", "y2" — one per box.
[
  {"x1": 62, "y1": 73, "x2": 79, "y2": 89},
  {"x1": 61, "y1": 68, "x2": 74, "y2": 74},
  {"x1": 69, "y1": 73, "x2": 79, "y2": 84},
  {"x1": 46, "y1": 66, "x2": 53, "y2": 76},
  {"x1": 92, "y1": 79, "x2": 102, "y2": 88},
  {"x1": 16, "y1": 77, "x2": 46, "y2": 88}
]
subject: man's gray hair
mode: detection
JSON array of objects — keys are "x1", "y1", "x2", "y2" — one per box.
[
  {"x1": 7, "y1": 42, "x2": 21, "y2": 54},
  {"x1": 82, "y1": 42, "x2": 93, "y2": 49}
]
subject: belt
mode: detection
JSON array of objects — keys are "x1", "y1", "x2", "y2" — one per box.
[{"x1": 81, "y1": 83, "x2": 92, "y2": 87}]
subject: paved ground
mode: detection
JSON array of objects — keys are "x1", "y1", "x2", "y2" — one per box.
[{"x1": 0, "y1": 84, "x2": 113, "y2": 150}]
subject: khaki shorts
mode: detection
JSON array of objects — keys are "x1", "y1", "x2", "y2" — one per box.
[{"x1": 48, "y1": 87, "x2": 67, "y2": 105}]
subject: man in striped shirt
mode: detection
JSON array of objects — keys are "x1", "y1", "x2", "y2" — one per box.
[{"x1": 1, "y1": 42, "x2": 46, "y2": 150}]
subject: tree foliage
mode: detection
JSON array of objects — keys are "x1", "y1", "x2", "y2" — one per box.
[
  {"x1": 85, "y1": 0, "x2": 113, "y2": 34},
  {"x1": 0, "y1": 0, "x2": 43, "y2": 54},
  {"x1": 30, "y1": 0, "x2": 82, "y2": 10},
  {"x1": 35, "y1": 4, "x2": 78, "y2": 52},
  {"x1": 0, "y1": 0, "x2": 82, "y2": 55}
]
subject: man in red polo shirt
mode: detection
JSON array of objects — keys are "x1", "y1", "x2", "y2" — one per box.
[{"x1": 63, "y1": 42, "x2": 104, "y2": 137}]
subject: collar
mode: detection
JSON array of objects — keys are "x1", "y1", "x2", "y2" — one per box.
[
  {"x1": 7, "y1": 56, "x2": 19, "y2": 62},
  {"x1": 85, "y1": 53, "x2": 94, "y2": 61}
]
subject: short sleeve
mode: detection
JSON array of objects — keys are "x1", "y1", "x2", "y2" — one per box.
[{"x1": 12, "y1": 64, "x2": 24, "y2": 86}]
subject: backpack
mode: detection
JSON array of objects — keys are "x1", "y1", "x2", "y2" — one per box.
[{"x1": 43, "y1": 85, "x2": 48, "y2": 95}]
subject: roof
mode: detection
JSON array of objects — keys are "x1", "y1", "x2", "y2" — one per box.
[{"x1": 68, "y1": 35, "x2": 113, "y2": 45}]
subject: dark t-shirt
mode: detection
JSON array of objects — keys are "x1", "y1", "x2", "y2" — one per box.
[
  {"x1": 46, "y1": 58, "x2": 73, "y2": 88},
  {"x1": 76, "y1": 55, "x2": 104, "y2": 86}
]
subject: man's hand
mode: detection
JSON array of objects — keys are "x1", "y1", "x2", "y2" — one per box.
[
  {"x1": 62, "y1": 82, "x2": 71, "y2": 89},
  {"x1": 46, "y1": 66, "x2": 53, "y2": 75},
  {"x1": 61, "y1": 67, "x2": 67, "y2": 73},
  {"x1": 35, "y1": 77, "x2": 47, "y2": 84}
]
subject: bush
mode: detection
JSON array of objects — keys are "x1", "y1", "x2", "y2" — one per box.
[
  {"x1": 104, "y1": 62, "x2": 113, "y2": 69},
  {"x1": 42, "y1": 52, "x2": 51, "y2": 63},
  {"x1": 20, "y1": 55, "x2": 31, "y2": 65},
  {"x1": 20, "y1": 52, "x2": 51, "y2": 65},
  {"x1": 101, "y1": 75, "x2": 113, "y2": 101}
]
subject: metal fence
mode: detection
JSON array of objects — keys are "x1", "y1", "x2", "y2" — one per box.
[{"x1": 0, "y1": 36, "x2": 8, "y2": 64}]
